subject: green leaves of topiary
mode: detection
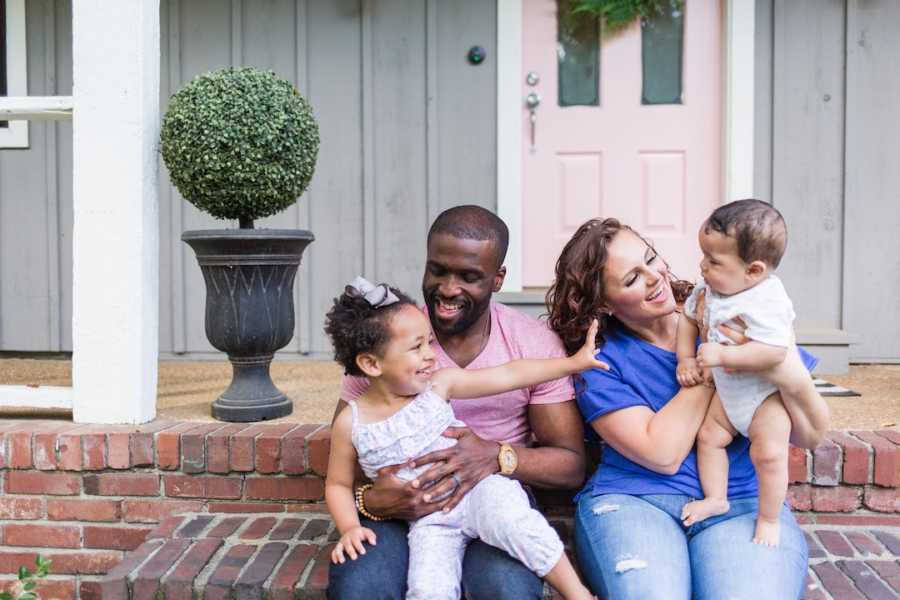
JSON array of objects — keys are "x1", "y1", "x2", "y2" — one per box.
[
  {"x1": 570, "y1": 0, "x2": 682, "y2": 31},
  {"x1": 160, "y1": 68, "x2": 320, "y2": 224}
]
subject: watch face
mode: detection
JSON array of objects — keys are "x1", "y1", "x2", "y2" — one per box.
[{"x1": 501, "y1": 449, "x2": 516, "y2": 469}]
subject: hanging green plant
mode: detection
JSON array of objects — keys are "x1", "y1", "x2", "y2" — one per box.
[{"x1": 570, "y1": 0, "x2": 683, "y2": 32}]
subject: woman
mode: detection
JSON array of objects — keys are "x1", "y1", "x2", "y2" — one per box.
[{"x1": 545, "y1": 218, "x2": 829, "y2": 599}]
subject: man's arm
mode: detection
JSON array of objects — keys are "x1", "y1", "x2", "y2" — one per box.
[
  {"x1": 516, "y1": 400, "x2": 586, "y2": 489},
  {"x1": 410, "y1": 399, "x2": 587, "y2": 512}
]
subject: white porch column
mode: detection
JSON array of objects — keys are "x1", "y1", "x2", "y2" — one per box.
[
  {"x1": 724, "y1": 0, "x2": 755, "y2": 202},
  {"x1": 496, "y1": 0, "x2": 524, "y2": 292},
  {"x1": 72, "y1": 1, "x2": 160, "y2": 423}
]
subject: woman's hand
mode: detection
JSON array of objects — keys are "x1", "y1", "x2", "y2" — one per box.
[
  {"x1": 697, "y1": 342, "x2": 724, "y2": 369},
  {"x1": 715, "y1": 319, "x2": 749, "y2": 373},
  {"x1": 718, "y1": 322, "x2": 829, "y2": 448},
  {"x1": 331, "y1": 526, "x2": 377, "y2": 564},
  {"x1": 409, "y1": 427, "x2": 501, "y2": 513},
  {"x1": 573, "y1": 319, "x2": 611, "y2": 372},
  {"x1": 363, "y1": 462, "x2": 441, "y2": 521}
]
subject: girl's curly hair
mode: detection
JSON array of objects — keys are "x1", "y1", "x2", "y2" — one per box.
[
  {"x1": 324, "y1": 284, "x2": 416, "y2": 377},
  {"x1": 545, "y1": 218, "x2": 694, "y2": 356}
]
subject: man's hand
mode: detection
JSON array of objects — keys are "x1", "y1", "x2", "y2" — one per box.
[
  {"x1": 410, "y1": 426, "x2": 500, "y2": 514},
  {"x1": 363, "y1": 462, "x2": 442, "y2": 521},
  {"x1": 676, "y1": 357, "x2": 704, "y2": 387},
  {"x1": 697, "y1": 342, "x2": 724, "y2": 369},
  {"x1": 331, "y1": 526, "x2": 377, "y2": 564}
]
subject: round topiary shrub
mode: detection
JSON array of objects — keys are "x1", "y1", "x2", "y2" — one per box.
[{"x1": 160, "y1": 67, "x2": 320, "y2": 227}]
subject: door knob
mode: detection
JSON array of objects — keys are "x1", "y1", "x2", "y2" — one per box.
[{"x1": 525, "y1": 92, "x2": 541, "y2": 151}]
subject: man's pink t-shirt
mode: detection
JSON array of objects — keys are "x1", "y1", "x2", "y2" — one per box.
[{"x1": 339, "y1": 301, "x2": 575, "y2": 445}]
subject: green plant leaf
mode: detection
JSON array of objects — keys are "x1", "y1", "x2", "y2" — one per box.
[
  {"x1": 160, "y1": 67, "x2": 320, "y2": 223},
  {"x1": 569, "y1": 0, "x2": 682, "y2": 31},
  {"x1": 0, "y1": 592, "x2": 13, "y2": 600},
  {"x1": 18, "y1": 566, "x2": 30, "y2": 581},
  {"x1": 19, "y1": 593, "x2": 38, "y2": 600},
  {"x1": 23, "y1": 581, "x2": 36, "y2": 591}
]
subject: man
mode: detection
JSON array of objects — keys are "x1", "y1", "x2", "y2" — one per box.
[{"x1": 327, "y1": 205, "x2": 586, "y2": 599}]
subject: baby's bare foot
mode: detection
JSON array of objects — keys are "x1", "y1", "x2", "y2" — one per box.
[
  {"x1": 681, "y1": 498, "x2": 730, "y2": 527},
  {"x1": 753, "y1": 517, "x2": 781, "y2": 547}
]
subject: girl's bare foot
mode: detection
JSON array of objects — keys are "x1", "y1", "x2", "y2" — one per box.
[
  {"x1": 681, "y1": 497, "x2": 730, "y2": 526},
  {"x1": 753, "y1": 516, "x2": 781, "y2": 547}
]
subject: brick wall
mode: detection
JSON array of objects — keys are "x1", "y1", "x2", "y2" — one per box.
[{"x1": 0, "y1": 420, "x2": 897, "y2": 599}]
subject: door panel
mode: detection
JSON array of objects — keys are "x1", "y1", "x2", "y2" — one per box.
[{"x1": 522, "y1": 0, "x2": 722, "y2": 287}]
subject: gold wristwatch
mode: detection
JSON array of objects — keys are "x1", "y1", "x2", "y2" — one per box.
[{"x1": 498, "y1": 443, "x2": 518, "y2": 476}]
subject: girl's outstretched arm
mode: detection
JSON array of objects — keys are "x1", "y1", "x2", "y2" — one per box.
[{"x1": 431, "y1": 320, "x2": 609, "y2": 401}]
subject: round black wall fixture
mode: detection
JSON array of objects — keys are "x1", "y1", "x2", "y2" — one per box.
[{"x1": 467, "y1": 46, "x2": 486, "y2": 65}]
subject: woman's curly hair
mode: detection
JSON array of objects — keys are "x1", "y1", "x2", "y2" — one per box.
[
  {"x1": 324, "y1": 284, "x2": 416, "y2": 376},
  {"x1": 545, "y1": 218, "x2": 694, "y2": 356}
]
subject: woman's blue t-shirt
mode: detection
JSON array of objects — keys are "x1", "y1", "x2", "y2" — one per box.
[{"x1": 575, "y1": 326, "x2": 817, "y2": 501}]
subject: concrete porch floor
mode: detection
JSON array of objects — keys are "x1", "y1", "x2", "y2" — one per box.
[{"x1": 0, "y1": 358, "x2": 898, "y2": 430}]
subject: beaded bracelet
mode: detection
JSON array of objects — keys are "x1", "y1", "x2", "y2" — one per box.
[{"x1": 354, "y1": 483, "x2": 387, "y2": 521}]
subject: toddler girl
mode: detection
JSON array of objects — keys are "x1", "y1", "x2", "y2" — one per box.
[
  {"x1": 324, "y1": 276, "x2": 603, "y2": 600},
  {"x1": 676, "y1": 199, "x2": 822, "y2": 546}
]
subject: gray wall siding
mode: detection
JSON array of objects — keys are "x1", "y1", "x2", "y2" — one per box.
[
  {"x1": 1, "y1": 0, "x2": 497, "y2": 357},
  {"x1": 771, "y1": 0, "x2": 845, "y2": 331},
  {"x1": 0, "y1": 0, "x2": 72, "y2": 352},
  {"x1": 843, "y1": 0, "x2": 900, "y2": 362},
  {"x1": 7, "y1": 1, "x2": 897, "y2": 362},
  {"x1": 755, "y1": 0, "x2": 899, "y2": 362}
]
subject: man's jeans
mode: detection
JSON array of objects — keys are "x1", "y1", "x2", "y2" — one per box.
[
  {"x1": 574, "y1": 493, "x2": 808, "y2": 600},
  {"x1": 327, "y1": 517, "x2": 543, "y2": 599}
]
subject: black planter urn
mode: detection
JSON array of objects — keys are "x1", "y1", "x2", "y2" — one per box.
[{"x1": 182, "y1": 229, "x2": 315, "y2": 422}]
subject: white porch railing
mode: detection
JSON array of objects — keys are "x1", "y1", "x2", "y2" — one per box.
[
  {"x1": 0, "y1": 1, "x2": 160, "y2": 424},
  {"x1": 0, "y1": 96, "x2": 74, "y2": 120}
]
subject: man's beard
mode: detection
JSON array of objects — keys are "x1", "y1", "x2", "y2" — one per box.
[{"x1": 425, "y1": 292, "x2": 490, "y2": 336}]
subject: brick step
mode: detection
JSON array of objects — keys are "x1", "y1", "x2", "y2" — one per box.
[
  {"x1": 98, "y1": 513, "x2": 337, "y2": 600},
  {"x1": 98, "y1": 512, "x2": 900, "y2": 600},
  {"x1": 0, "y1": 420, "x2": 896, "y2": 598},
  {"x1": 803, "y1": 526, "x2": 900, "y2": 599}
]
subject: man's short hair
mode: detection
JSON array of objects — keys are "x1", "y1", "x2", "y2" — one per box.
[
  {"x1": 427, "y1": 205, "x2": 509, "y2": 268},
  {"x1": 704, "y1": 199, "x2": 787, "y2": 268}
]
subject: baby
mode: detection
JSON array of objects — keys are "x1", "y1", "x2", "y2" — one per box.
[
  {"x1": 324, "y1": 276, "x2": 603, "y2": 599},
  {"x1": 676, "y1": 199, "x2": 818, "y2": 547}
]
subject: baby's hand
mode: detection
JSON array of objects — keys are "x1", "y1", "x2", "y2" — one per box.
[
  {"x1": 575, "y1": 319, "x2": 610, "y2": 372},
  {"x1": 331, "y1": 526, "x2": 377, "y2": 564},
  {"x1": 697, "y1": 342, "x2": 724, "y2": 369},
  {"x1": 676, "y1": 357, "x2": 704, "y2": 387}
]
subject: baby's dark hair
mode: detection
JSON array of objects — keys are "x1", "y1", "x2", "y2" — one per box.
[
  {"x1": 324, "y1": 284, "x2": 416, "y2": 377},
  {"x1": 704, "y1": 199, "x2": 788, "y2": 268}
]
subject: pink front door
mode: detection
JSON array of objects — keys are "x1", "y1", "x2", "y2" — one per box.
[{"x1": 521, "y1": 1, "x2": 722, "y2": 287}]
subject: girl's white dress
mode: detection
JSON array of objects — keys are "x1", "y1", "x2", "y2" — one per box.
[{"x1": 349, "y1": 385, "x2": 564, "y2": 600}]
